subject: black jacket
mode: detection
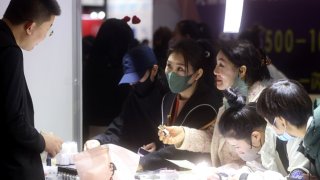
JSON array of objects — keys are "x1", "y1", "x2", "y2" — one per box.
[
  {"x1": 0, "y1": 20, "x2": 46, "y2": 180},
  {"x1": 140, "y1": 83, "x2": 223, "y2": 170},
  {"x1": 298, "y1": 117, "x2": 320, "y2": 178},
  {"x1": 94, "y1": 76, "x2": 169, "y2": 152}
]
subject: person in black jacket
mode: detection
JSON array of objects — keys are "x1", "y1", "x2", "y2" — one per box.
[
  {"x1": 84, "y1": 45, "x2": 169, "y2": 153},
  {"x1": 0, "y1": 1, "x2": 63, "y2": 180},
  {"x1": 82, "y1": 18, "x2": 135, "y2": 142},
  {"x1": 139, "y1": 39, "x2": 223, "y2": 170}
]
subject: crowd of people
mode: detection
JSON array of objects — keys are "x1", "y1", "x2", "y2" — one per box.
[{"x1": 83, "y1": 16, "x2": 320, "y2": 179}]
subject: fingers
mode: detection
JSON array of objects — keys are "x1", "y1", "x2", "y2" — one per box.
[
  {"x1": 48, "y1": 139, "x2": 62, "y2": 157},
  {"x1": 162, "y1": 136, "x2": 176, "y2": 144},
  {"x1": 41, "y1": 132, "x2": 63, "y2": 157},
  {"x1": 51, "y1": 136, "x2": 63, "y2": 157},
  {"x1": 84, "y1": 140, "x2": 100, "y2": 151},
  {"x1": 143, "y1": 142, "x2": 156, "y2": 152},
  {"x1": 158, "y1": 126, "x2": 185, "y2": 145}
]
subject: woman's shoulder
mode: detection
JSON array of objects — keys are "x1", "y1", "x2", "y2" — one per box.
[{"x1": 248, "y1": 80, "x2": 272, "y2": 102}]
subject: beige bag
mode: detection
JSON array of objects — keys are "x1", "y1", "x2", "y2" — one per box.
[{"x1": 73, "y1": 145, "x2": 115, "y2": 180}]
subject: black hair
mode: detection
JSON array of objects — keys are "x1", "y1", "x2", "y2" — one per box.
[
  {"x1": 219, "y1": 89, "x2": 267, "y2": 143},
  {"x1": 153, "y1": 26, "x2": 173, "y2": 70},
  {"x1": 175, "y1": 20, "x2": 212, "y2": 41},
  {"x1": 4, "y1": 0, "x2": 61, "y2": 25},
  {"x1": 217, "y1": 40, "x2": 271, "y2": 87},
  {"x1": 257, "y1": 79, "x2": 312, "y2": 128},
  {"x1": 89, "y1": 18, "x2": 134, "y2": 68},
  {"x1": 167, "y1": 39, "x2": 215, "y2": 87},
  {"x1": 238, "y1": 25, "x2": 265, "y2": 49}
]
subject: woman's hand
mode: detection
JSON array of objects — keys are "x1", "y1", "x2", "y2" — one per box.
[
  {"x1": 158, "y1": 125, "x2": 185, "y2": 145},
  {"x1": 142, "y1": 142, "x2": 156, "y2": 152}
]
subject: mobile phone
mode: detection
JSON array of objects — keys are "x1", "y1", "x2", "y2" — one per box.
[{"x1": 137, "y1": 147, "x2": 150, "y2": 156}]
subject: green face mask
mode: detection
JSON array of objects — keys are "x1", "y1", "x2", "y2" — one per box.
[{"x1": 166, "y1": 72, "x2": 193, "y2": 93}]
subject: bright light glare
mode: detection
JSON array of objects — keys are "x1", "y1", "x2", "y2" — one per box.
[
  {"x1": 196, "y1": 161, "x2": 208, "y2": 167},
  {"x1": 98, "y1": 11, "x2": 106, "y2": 19},
  {"x1": 193, "y1": 161, "x2": 209, "y2": 172},
  {"x1": 223, "y1": 0, "x2": 244, "y2": 33},
  {"x1": 90, "y1": 12, "x2": 98, "y2": 19}
]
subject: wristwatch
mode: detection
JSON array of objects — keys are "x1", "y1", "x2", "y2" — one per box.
[
  {"x1": 217, "y1": 172, "x2": 228, "y2": 180},
  {"x1": 239, "y1": 173, "x2": 249, "y2": 180},
  {"x1": 289, "y1": 169, "x2": 305, "y2": 180}
]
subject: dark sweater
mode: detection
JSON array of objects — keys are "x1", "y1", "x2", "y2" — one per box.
[
  {"x1": 140, "y1": 83, "x2": 223, "y2": 170},
  {"x1": 0, "y1": 20, "x2": 45, "y2": 180}
]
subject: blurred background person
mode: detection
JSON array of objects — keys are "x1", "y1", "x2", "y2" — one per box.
[
  {"x1": 83, "y1": 18, "x2": 135, "y2": 142},
  {"x1": 169, "y1": 19, "x2": 213, "y2": 48},
  {"x1": 152, "y1": 26, "x2": 173, "y2": 70}
]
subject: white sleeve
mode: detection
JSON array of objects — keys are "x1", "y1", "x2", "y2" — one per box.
[
  {"x1": 175, "y1": 126, "x2": 212, "y2": 153},
  {"x1": 287, "y1": 138, "x2": 310, "y2": 173}
]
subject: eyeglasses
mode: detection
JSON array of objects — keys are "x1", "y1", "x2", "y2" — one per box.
[
  {"x1": 47, "y1": 30, "x2": 54, "y2": 37},
  {"x1": 47, "y1": 27, "x2": 54, "y2": 37}
]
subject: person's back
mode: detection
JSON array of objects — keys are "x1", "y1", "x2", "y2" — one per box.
[{"x1": 83, "y1": 18, "x2": 134, "y2": 141}]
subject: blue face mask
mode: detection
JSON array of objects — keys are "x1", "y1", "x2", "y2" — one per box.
[
  {"x1": 272, "y1": 118, "x2": 296, "y2": 141},
  {"x1": 277, "y1": 131, "x2": 295, "y2": 141}
]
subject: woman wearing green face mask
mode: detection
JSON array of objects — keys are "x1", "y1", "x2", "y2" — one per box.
[{"x1": 139, "y1": 39, "x2": 223, "y2": 170}]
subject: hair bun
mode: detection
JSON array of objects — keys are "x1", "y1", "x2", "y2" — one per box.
[{"x1": 223, "y1": 88, "x2": 246, "y2": 109}]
